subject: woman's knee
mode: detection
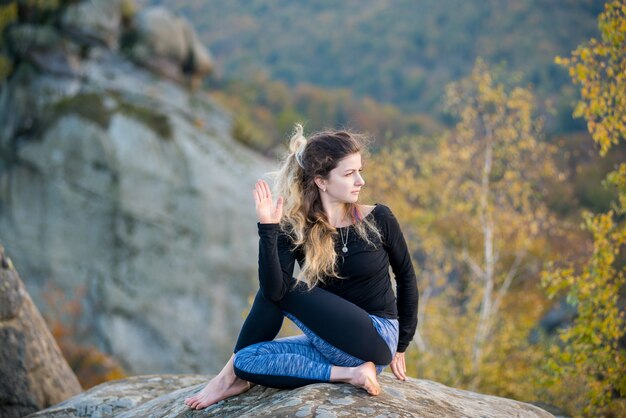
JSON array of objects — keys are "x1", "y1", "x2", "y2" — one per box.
[
  {"x1": 381, "y1": 351, "x2": 393, "y2": 366},
  {"x1": 368, "y1": 345, "x2": 393, "y2": 366},
  {"x1": 233, "y1": 346, "x2": 255, "y2": 376}
]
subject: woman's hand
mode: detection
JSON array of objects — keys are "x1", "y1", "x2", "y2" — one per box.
[
  {"x1": 253, "y1": 179, "x2": 283, "y2": 224},
  {"x1": 390, "y1": 352, "x2": 407, "y2": 381}
]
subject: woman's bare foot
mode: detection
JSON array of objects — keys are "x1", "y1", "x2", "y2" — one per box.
[
  {"x1": 351, "y1": 362, "x2": 381, "y2": 395},
  {"x1": 330, "y1": 361, "x2": 381, "y2": 396},
  {"x1": 184, "y1": 374, "x2": 250, "y2": 410},
  {"x1": 184, "y1": 354, "x2": 252, "y2": 410}
]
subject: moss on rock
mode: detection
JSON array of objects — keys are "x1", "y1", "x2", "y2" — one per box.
[
  {"x1": 117, "y1": 100, "x2": 172, "y2": 140},
  {"x1": 49, "y1": 92, "x2": 111, "y2": 129},
  {"x1": 44, "y1": 92, "x2": 172, "y2": 140}
]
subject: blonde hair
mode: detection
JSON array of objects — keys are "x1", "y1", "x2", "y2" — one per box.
[{"x1": 268, "y1": 124, "x2": 382, "y2": 289}]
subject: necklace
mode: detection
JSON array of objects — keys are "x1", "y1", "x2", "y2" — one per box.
[{"x1": 339, "y1": 225, "x2": 349, "y2": 253}]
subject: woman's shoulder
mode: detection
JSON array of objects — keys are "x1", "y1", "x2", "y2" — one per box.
[
  {"x1": 361, "y1": 202, "x2": 393, "y2": 219},
  {"x1": 358, "y1": 203, "x2": 378, "y2": 218},
  {"x1": 367, "y1": 204, "x2": 401, "y2": 234}
]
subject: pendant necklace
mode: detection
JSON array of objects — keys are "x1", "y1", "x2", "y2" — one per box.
[{"x1": 339, "y1": 225, "x2": 349, "y2": 253}]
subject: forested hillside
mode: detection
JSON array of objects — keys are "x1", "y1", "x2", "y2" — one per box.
[{"x1": 148, "y1": 0, "x2": 605, "y2": 128}]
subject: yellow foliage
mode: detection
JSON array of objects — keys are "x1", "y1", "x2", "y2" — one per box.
[
  {"x1": 365, "y1": 59, "x2": 561, "y2": 403},
  {"x1": 544, "y1": 2, "x2": 626, "y2": 415},
  {"x1": 555, "y1": 0, "x2": 626, "y2": 157}
]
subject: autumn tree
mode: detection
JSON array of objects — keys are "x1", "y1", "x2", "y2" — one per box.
[
  {"x1": 541, "y1": 1, "x2": 626, "y2": 416},
  {"x1": 367, "y1": 60, "x2": 559, "y2": 399}
]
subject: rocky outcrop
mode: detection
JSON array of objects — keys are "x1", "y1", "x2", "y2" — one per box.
[
  {"x1": 27, "y1": 374, "x2": 554, "y2": 418},
  {"x1": 60, "y1": 0, "x2": 124, "y2": 49},
  {"x1": 0, "y1": 245, "x2": 82, "y2": 418},
  {"x1": 126, "y1": 7, "x2": 213, "y2": 85},
  {"x1": 0, "y1": 0, "x2": 271, "y2": 375},
  {"x1": 7, "y1": 0, "x2": 212, "y2": 82}
]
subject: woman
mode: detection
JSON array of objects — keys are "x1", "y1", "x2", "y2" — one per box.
[{"x1": 184, "y1": 125, "x2": 419, "y2": 410}]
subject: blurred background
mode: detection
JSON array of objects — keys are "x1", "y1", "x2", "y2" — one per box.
[{"x1": 0, "y1": 1, "x2": 624, "y2": 417}]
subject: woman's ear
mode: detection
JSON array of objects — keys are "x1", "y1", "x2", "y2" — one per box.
[{"x1": 314, "y1": 176, "x2": 325, "y2": 190}]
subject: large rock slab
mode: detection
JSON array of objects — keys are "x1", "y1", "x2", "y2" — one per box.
[
  {"x1": 28, "y1": 374, "x2": 554, "y2": 417},
  {"x1": 0, "y1": 245, "x2": 82, "y2": 418},
  {"x1": 0, "y1": 1, "x2": 270, "y2": 376}
]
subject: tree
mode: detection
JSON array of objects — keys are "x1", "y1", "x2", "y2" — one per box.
[
  {"x1": 542, "y1": 1, "x2": 626, "y2": 416},
  {"x1": 367, "y1": 60, "x2": 559, "y2": 399}
]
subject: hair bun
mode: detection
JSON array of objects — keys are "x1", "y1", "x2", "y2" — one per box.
[{"x1": 289, "y1": 123, "x2": 307, "y2": 168}]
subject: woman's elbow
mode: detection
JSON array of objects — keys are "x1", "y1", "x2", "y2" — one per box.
[{"x1": 261, "y1": 288, "x2": 285, "y2": 303}]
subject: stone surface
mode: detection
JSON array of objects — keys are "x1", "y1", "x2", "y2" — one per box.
[
  {"x1": 60, "y1": 0, "x2": 123, "y2": 48},
  {"x1": 28, "y1": 374, "x2": 555, "y2": 418},
  {"x1": 7, "y1": 24, "x2": 82, "y2": 76},
  {"x1": 0, "y1": 1, "x2": 270, "y2": 376},
  {"x1": 129, "y1": 6, "x2": 213, "y2": 81},
  {"x1": 0, "y1": 245, "x2": 82, "y2": 418}
]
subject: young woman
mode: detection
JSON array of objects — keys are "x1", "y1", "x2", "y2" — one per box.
[{"x1": 184, "y1": 125, "x2": 419, "y2": 410}]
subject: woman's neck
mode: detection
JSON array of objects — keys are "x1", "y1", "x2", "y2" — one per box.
[{"x1": 324, "y1": 203, "x2": 351, "y2": 228}]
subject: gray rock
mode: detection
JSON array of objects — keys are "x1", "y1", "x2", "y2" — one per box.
[
  {"x1": 28, "y1": 374, "x2": 555, "y2": 418},
  {"x1": 60, "y1": 0, "x2": 123, "y2": 49},
  {"x1": 0, "y1": 245, "x2": 82, "y2": 418},
  {"x1": 6, "y1": 24, "x2": 82, "y2": 76},
  {"x1": 0, "y1": 43, "x2": 272, "y2": 376},
  {"x1": 129, "y1": 7, "x2": 213, "y2": 81}
]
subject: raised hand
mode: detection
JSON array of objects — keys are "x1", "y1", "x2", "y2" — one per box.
[{"x1": 253, "y1": 179, "x2": 283, "y2": 224}]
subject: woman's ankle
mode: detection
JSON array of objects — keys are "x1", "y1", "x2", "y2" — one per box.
[{"x1": 329, "y1": 365, "x2": 355, "y2": 383}]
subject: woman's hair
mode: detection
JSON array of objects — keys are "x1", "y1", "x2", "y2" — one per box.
[{"x1": 269, "y1": 124, "x2": 382, "y2": 289}]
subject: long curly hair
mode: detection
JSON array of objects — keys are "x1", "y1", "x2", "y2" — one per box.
[{"x1": 268, "y1": 124, "x2": 382, "y2": 289}]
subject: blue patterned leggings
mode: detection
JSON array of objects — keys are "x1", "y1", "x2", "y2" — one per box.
[{"x1": 232, "y1": 288, "x2": 399, "y2": 389}]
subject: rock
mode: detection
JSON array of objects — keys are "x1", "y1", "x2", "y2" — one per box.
[
  {"x1": 27, "y1": 374, "x2": 555, "y2": 417},
  {"x1": 7, "y1": 24, "x2": 82, "y2": 76},
  {"x1": 26, "y1": 375, "x2": 205, "y2": 418},
  {"x1": 60, "y1": 0, "x2": 123, "y2": 49},
  {"x1": 0, "y1": 42, "x2": 272, "y2": 376},
  {"x1": 0, "y1": 245, "x2": 82, "y2": 418},
  {"x1": 128, "y1": 7, "x2": 213, "y2": 82}
]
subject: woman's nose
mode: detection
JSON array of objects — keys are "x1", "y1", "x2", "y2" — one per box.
[{"x1": 355, "y1": 173, "x2": 365, "y2": 186}]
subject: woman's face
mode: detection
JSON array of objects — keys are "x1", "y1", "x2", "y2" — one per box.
[{"x1": 318, "y1": 152, "x2": 365, "y2": 203}]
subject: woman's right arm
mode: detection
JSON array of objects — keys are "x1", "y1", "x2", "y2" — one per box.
[
  {"x1": 257, "y1": 223, "x2": 297, "y2": 302},
  {"x1": 253, "y1": 178, "x2": 294, "y2": 302}
]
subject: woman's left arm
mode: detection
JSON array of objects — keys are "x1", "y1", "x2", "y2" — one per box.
[{"x1": 381, "y1": 205, "x2": 419, "y2": 379}]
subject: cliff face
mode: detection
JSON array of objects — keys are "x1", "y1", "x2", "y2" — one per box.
[
  {"x1": 26, "y1": 374, "x2": 555, "y2": 418},
  {"x1": 0, "y1": 0, "x2": 272, "y2": 375}
]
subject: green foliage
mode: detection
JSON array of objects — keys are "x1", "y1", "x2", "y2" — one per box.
[
  {"x1": 606, "y1": 162, "x2": 626, "y2": 215},
  {"x1": 231, "y1": 113, "x2": 274, "y2": 151},
  {"x1": 211, "y1": 75, "x2": 442, "y2": 156},
  {"x1": 541, "y1": 209, "x2": 625, "y2": 416},
  {"x1": 157, "y1": 0, "x2": 605, "y2": 124},
  {"x1": 542, "y1": 1, "x2": 626, "y2": 415}
]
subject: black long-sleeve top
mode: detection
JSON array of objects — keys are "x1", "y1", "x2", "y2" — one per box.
[{"x1": 257, "y1": 203, "x2": 419, "y2": 352}]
